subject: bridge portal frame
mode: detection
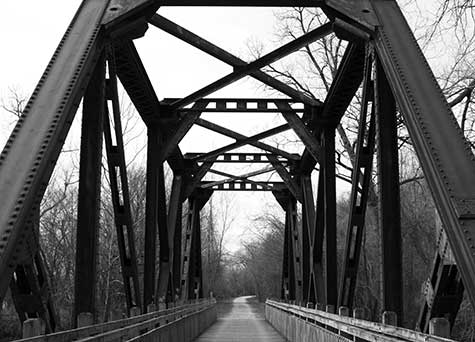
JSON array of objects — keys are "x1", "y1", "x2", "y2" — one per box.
[{"x1": 0, "y1": 0, "x2": 473, "y2": 335}]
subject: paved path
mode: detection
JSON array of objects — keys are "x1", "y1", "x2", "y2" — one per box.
[{"x1": 194, "y1": 296, "x2": 286, "y2": 342}]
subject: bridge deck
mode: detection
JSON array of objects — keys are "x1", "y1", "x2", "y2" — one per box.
[{"x1": 194, "y1": 296, "x2": 285, "y2": 342}]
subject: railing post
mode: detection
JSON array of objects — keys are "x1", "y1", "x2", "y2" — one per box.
[
  {"x1": 77, "y1": 312, "x2": 93, "y2": 328},
  {"x1": 159, "y1": 301, "x2": 167, "y2": 311},
  {"x1": 326, "y1": 305, "x2": 337, "y2": 333},
  {"x1": 22, "y1": 318, "x2": 45, "y2": 338},
  {"x1": 339, "y1": 307, "x2": 352, "y2": 340},
  {"x1": 306, "y1": 302, "x2": 315, "y2": 309},
  {"x1": 339, "y1": 306, "x2": 349, "y2": 316},
  {"x1": 382, "y1": 311, "x2": 397, "y2": 326},
  {"x1": 353, "y1": 307, "x2": 366, "y2": 320},
  {"x1": 130, "y1": 306, "x2": 141, "y2": 317},
  {"x1": 429, "y1": 318, "x2": 450, "y2": 338},
  {"x1": 353, "y1": 308, "x2": 366, "y2": 342}
]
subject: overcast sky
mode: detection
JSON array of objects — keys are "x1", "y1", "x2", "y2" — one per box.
[{"x1": 0, "y1": 1, "x2": 442, "y2": 252}]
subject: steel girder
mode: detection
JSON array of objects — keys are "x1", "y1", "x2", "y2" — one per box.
[
  {"x1": 103, "y1": 52, "x2": 142, "y2": 314},
  {"x1": 0, "y1": 0, "x2": 110, "y2": 307},
  {"x1": 338, "y1": 48, "x2": 376, "y2": 312},
  {"x1": 370, "y1": 0, "x2": 475, "y2": 311},
  {"x1": 150, "y1": 15, "x2": 321, "y2": 106},
  {"x1": 180, "y1": 189, "x2": 212, "y2": 301},
  {"x1": 273, "y1": 191, "x2": 302, "y2": 302},
  {"x1": 74, "y1": 52, "x2": 106, "y2": 325},
  {"x1": 374, "y1": 55, "x2": 403, "y2": 321}
]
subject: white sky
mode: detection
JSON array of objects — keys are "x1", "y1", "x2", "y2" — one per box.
[{"x1": 0, "y1": 0, "x2": 443, "y2": 253}]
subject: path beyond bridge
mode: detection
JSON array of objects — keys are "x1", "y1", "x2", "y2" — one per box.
[{"x1": 194, "y1": 296, "x2": 285, "y2": 342}]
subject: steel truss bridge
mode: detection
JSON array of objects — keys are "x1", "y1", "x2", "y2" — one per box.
[{"x1": 0, "y1": 0, "x2": 472, "y2": 341}]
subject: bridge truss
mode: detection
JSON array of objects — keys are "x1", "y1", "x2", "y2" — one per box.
[{"x1": 0, "y1": 0, "x2": 471, "y2": 335}]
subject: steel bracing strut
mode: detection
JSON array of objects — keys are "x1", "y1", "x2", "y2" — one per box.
[
  {"x1": 103, "y1": 49, "x2": 142, "y2": 315},
  {"x1": 338, "y1": 47, "x2": 376, "y2": 311}
]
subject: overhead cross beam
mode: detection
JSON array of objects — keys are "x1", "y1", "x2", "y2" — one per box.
[
  {"x1": 201, "y1": 181, "x2": 286, "y2": 191},
  {"x1": 191, "y1": 124, "x2": 291, "y2": 162},
  {"x1": 149, "y1": 14, "x2": 324, "y2": 107},
  {"x1": 171, "y1": 22, "x2": 332, "y2": 109},
  {"x1": 186, "y1": 152, "x2": 297, "y2": 164},
  {"x1": 204, "y1": 167, "x2": 276, "y2": 190},
  {"x1": 195, "y1": 118, "x2": 296, "y2": 160},
  {"x1": 165, "y1": 98, "x2": 306, "y2": 113}
]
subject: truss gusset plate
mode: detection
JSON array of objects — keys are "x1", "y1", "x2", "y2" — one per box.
[
  {"x1": 322, "y1": 0, "x2": 379, "y2": 33},
  {"x1": 103, "y1": 0, "x2": 160, "y2": 29}
]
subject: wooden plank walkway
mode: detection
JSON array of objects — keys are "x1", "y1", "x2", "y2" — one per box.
[{"x1": 194, "y1": 296, "x2": 286, "y2": 342}]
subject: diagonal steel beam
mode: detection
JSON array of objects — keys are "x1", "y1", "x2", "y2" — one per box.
[
  {"x1": 209, "y1": 167, "x2": 274, "y2": 180},
  {"x1": 149, "y1": 14, "x2": 321, "y2": 106},
  {"x1": 205, "y1": 167, "x2": 275, "y2": 189},
  {"x1": 277, "y1": 102, "x2": 322, "y2": 162},
  {"x1": 299, "y1": 43, "x2": 366, "y2": 174},
  {"x1": 203, "y1": 174, "x2": 273, "y2": 190},
  {"x1": 195, "y1": 118, "x2": 296, "y2": 160},
  {"x1": 150, "y1": 15, "x2": 330, "y2": 109},
  {"x1": 172, "y1": 23, "x2": 332, "y2": 108},
  {"x1": 183, "y1": 161, "x2": 216, "y2": 199},
  {"x1": 158, "y1": 101, "x2": 209, "y2": 162},
  {"x1": 192, "y1": 124, "x2": 291, "y2": 162},
  {"x1": 114, "y1": 41, "x2": 161, "y2": 123},
  {"x1": 267, "y1": 155, "x2": 302, "y2": 202}
]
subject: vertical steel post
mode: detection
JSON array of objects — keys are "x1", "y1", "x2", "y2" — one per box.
[
  {"x1": 173, "y1": 198, "x2": 183, "y2": 299},
  {"x1": 144, "y1": 124, "x2": 159, "y2": 310},
  {"x1": 193, "y1": 213, "x2": 204, "y2": 299},
  {"x1": 167, "y1": 175, "x2": 184, "y2": 301},
  {"x1": 301, "y1": 176, "x2": 315, "y2": 304},
  {"x1": 323, "y1": 126, "x2": 337, "y2": 307},
  {"x1": 181, "y1": 197, "x2": 200, "y2": 300},
  {"x1": 285, "y1": 206, "x2": 296, "y2": 300},
  {"x1": 375, "y1": 57, "x2": 403, "y2": 322},
  {"x1": 74, "y1": 55, "x2": 105, "y2": 325},
  {"x1": 287, "y1": 195, "x2": 303, "y2": 302},
  {"x1": 281, "y1": 195, "x2": 291, "y2": 299},
  {"x1": 156, "y1": 164, "x2": 170, "y2": 301},
  {"x1": 187, "y1": 197, "x2": 204, "y2": 300},
  {"x1": 338, "y1": 49, "x2": 376, "y2": 310},
  {"x1": 103, "y1": 50, "x2": 142, "y2": 314},
  {"x1": 314, "y1": 170, "x2": 326, "y2": 304}
]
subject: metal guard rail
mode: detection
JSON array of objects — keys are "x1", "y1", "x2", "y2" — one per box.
[
  {"x1": 15, "y1": 298, "x2": 216, "y2": 342},
  {"x1": 265, "y1": 300, "x2": 456, "y2": 342}
]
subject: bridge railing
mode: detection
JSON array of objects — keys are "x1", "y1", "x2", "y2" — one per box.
[
  {"x1": 15, "y1": 298, "x2": 216, "y2": 342},
  {"x1": 266, "y1": 299, "x2": 456, "y2": 342}
]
